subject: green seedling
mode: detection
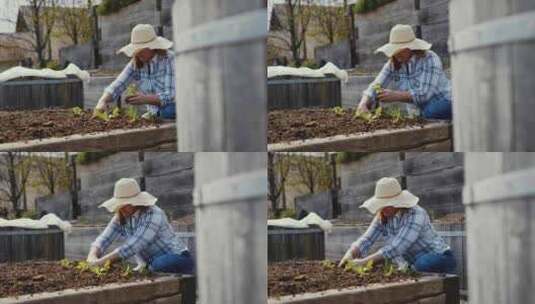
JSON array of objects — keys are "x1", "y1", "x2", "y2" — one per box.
[
  {"x1": 121, "y1": 264, "x2": 133, "y2": 278},
  {"x1": 331, "y1": 107, "x2": 345, "y2": 116},
  {"x1": 321, "y1": 259, "x2": 336, "y2": 269},
  {"x1": 354, "y1": 106, "x2": 383, "y2": 123},
  {"x1": 75, "y1": 261, "x2": 90, "y2": 273},
  {"x1": 372, "y1": 83, "x2": 383, "y2": 95},
  {"x1": 71, "y1": 107, "x2": 84, "y2": 117},
  {"x1": 90, "y1": 260, "x2": 112, "y2": 278},
  {"x1": 345, "y1": 259, "x2": 374, "y2": 277},
  {"x1": 93, "y1": 110, "x2": 110, "y2": 122},
  {"x1": 109, "y1": 106, "x2": 122, "y2": 119},
  {"x1": 59, "y1": 258, "x2": 72, "y2": 269},
  {"x1": 125, "y1": 106, "x2": 139, "y2": 122},
  {"x1": 383, "y1": 259, "x2": 395, "y2": 277},
  {"x1": 384, "y1": 107, "x2": 404, "y2": 123}
]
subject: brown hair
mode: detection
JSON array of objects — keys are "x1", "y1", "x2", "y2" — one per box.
[
  {"x1": 378, "y1": 207, "x2": 408, "y2": 224},
  {"x1": 116, "y1": 205, "x2": 149, "y2": 225},
  {"x1": 390, "y1": 50, "x2": 427, "y2": 71},
  {"x1": 132, "y1": 49, "x2": 168, "y2": 69}
]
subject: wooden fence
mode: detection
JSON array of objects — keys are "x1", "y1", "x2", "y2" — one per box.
[
  {"x1": 0, "y1": 226, "x2": 64, "y2": 263},
  {"x1": 268, "y1": 76, "x2": 341, "y2": 110},
  {"x1": 0, "y1": 77, "x2": 84, "y2": 110},
  {"x1": 268, "y1": 227, "x2": 325, "y2": 263}
]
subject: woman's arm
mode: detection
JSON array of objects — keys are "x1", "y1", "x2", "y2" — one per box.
[
  {"x1": 339, "y1": 216, "x2": 383, "y2": 267},
  {"x1": 358, "y1": 61, "x2": 393, "y2": 111},
  {"x1": 376, "y1": 89, "x2": 413, "y2": 103},
  {"x1": 99, "y1": 61, "x2": 137, "y2": 108},
  {"x1": 88, "y1": 215, "x2": 122, "y2": 261}
]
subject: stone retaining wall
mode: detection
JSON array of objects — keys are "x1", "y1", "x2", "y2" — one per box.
[
  {"x1": 269, "y1": 274, "x2": 459, "y2": 304},
  {"x1": 0, "y1": 276, "x2": 195, "y2": 304}
]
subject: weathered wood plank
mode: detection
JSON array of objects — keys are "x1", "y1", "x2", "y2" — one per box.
[
  {"x1": 0, "y1": 78, "x2": 84, "y2": 110},
  {"x1": 0, "y1": 227, "x2": 64, "y2": 263},
  {"x1": 0, "y1": 123, "x2": 177, "y2": 152},
  {"x1": 268, "y1": 122, "x2": 452, "y2": 152}
]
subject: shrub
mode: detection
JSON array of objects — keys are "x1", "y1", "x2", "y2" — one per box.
[
  {"x1": 354, "y1": 0, "x2": 397, "y2": 14},
  {"x1": 97, "y1": 0, "x2": 142, "y2": 16},
  {"x1": 46, "y1": 60, "x2": 61, "y2": 70},
  {"x1": 20, "y1": 209, "x2": 40, "y2": 219}
]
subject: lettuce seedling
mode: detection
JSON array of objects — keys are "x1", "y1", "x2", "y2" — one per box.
[
  {"x1": 71, "y1": 107, "x2": 84, "y2": 117},
  {"x1": 76, "y1": 261, "x2": 90, "y2": 273},
  {"x1": 331, "y1": 107, "x2": 345, "y2": 116},
  {"x1": 93, "y1": 110, "x2": 110, "y2": 122},
  {"x1": 59, "y1": 258, "x2": 72, "y2": 269},
  {"x1": 109, "y1": 107, "x2": 122, "y2": 119},
  {"x1": 125, "y1": 106, "x2": 139, "y2": 122},
  {"x1": 321, "y1": 260, "x2": 336, "y2": 269}
]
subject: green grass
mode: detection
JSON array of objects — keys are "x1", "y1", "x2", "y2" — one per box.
[{"x1": 353, "y1": 0, "x2": 397, "y2": 14}]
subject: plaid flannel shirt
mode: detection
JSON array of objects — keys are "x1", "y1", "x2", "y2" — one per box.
[
  {"x1": 353, "y1": 205, "x2": 450, "y2": 265},
  {"x1": 104, "y1": 51, "x2": 176, "y2": 115},
  {"x1": 91, "y1": 206, "x2": 187, "y2": 262},
  {"x1": 363, "y1": 50, "x2": 451, "y2": 108}
]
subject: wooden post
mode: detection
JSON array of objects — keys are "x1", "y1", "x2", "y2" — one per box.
[
  {"x1": 194, "y1": 153, "x2": 267, "y2": 304},
  {"x1": 173, "y1": 1, "x2": 267, "y2": 151},
  {"x1": 463, "y1": 153, "x2": 535, "y2": 304},
  {"x1": 449, "y1": 0, "x2": 535, "y2": 151}
]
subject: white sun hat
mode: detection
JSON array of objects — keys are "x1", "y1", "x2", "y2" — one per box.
[
  {"x1": 117, "y1": 24, "x2": 173, "y2": 57},
  {"x1": 360, "y1": 177, "x2": 419, "y2": 214},
  {"x1": 99, "y1": 178, "x2": 157, "y2": 213},
  {"x1": 375, "y1": 24, "x2": 432, "y2": 58}
]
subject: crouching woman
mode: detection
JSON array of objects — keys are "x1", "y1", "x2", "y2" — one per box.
[
  {"x1": 357, "y1": 24, "x2": 452, "y2": 120},
  {"x1": 86, "y1": 178, "x2": 194, "y2": 274},
  {"x1": 339, "y1": 177, "x2": 456, "y2": 274}
]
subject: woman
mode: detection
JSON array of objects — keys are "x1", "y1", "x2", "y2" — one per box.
[
  {"x1": 357, "y1": 24, "x2": 452, "y2": 120},
  {"x1": 86, "y1": 178, "x2": 193, "y2": 274},
  {"x1": 339, "y1": 177, "x2": 456, "y2": 274},
  {"x1": 95, "y1": 24, "x2": 176, "y2": 119}
]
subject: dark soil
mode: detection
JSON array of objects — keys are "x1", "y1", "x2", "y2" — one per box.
[
  {"x1": 268, "y1": 108, "x2": 427, "y2": 144},
  {"x1": 0, "y1": 108, "x2": 161, "y2": 144},
  {"x1": 0, "y1": 261, "x2": 153, "y2": 298},
  {"x1": 268, "y1": 260, "x2": 419, "y2": 298}
]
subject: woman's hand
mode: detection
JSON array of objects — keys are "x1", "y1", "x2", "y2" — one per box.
[
  {"x1": 94, "y1": 93, "x2": 112, "y2": 115},
  {"x1": 357, "y1": 95, "x2": 371, "y2": 113},
  {"x1": 126, "y1": 94, "x2": 161, "y2": 106},
  {"x1": 86, "y1": 246, "x2": 100, "y2": 264},
  {"x1": 377, "y1": 90, "x2": 412, "y2": 103},
  {"x1": 338, "y1": 244, "x2": 360, "y2": 267}
]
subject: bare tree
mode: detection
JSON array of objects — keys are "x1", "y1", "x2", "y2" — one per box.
[
  {"x1": 269, "y1": 0, "x2": 314, "y2": 66},
  {"x1": 268, "y1": 153, "x2": 292, "y2": 217},
  {"x1": 31, "y1": 153, "x2": 70, "y2": 195},
  {"x1": 310, "y1": 4, "x2": 348, "y2": 44},
  {"x1": 0, "y1": 0, "x2": 60, "y2": 68},
  {"x1": 0, "y1": 153, "x2": 32, "y2": 217},
  {"x1": 291, "y1": 154, "x2": 333, "y2": 194},
  {"x1": 57, "y1": 0, "x2": 93, "y2": 45}
]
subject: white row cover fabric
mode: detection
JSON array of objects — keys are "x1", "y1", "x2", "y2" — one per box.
[
  {"x1": 0, "y1": 213, "x2": 72, "y2": 234},
  {"x1": 267, "y1": 62, "x2": 349, "y2": 83},
  {"x1": 0, "y1": 63, "x2": 90, "y2": 83},
  {"x1": 268, "y1": 212, "x2": 333, "y2": 233}
]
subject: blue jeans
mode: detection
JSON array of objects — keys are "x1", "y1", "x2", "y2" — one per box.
[
  {"x1": 158, "y1": 103, "x2": 176, "y2": 119},
  {"x1": 421, "y1": 96, "x2": 452, "y2": 120},
  {"x1": 149, "y1": 251, "x2": 194, "y2": 274},
  {"x1": 414, "y1": 250, "x2": 456, "y2": 274}
]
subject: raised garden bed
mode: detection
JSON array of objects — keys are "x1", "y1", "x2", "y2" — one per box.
[
  {"x1": 268, "y1": 260, "x2": 459, "y2": 304},
  {"x1": 268, "y1": 76, "x2": 341, "y2": 110},
  {"x1": 0, "y1": 261, "x2": 195, "y2": 304},
  {"x1": 0, "y1": 109, "x2": 176, "y2": 151},
  {"x1": 268, "y1": 108, "x2": 452, "y2": 152},
  {"x1": 268, "y1": 228, "x2": 325, "y2": 263}
]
